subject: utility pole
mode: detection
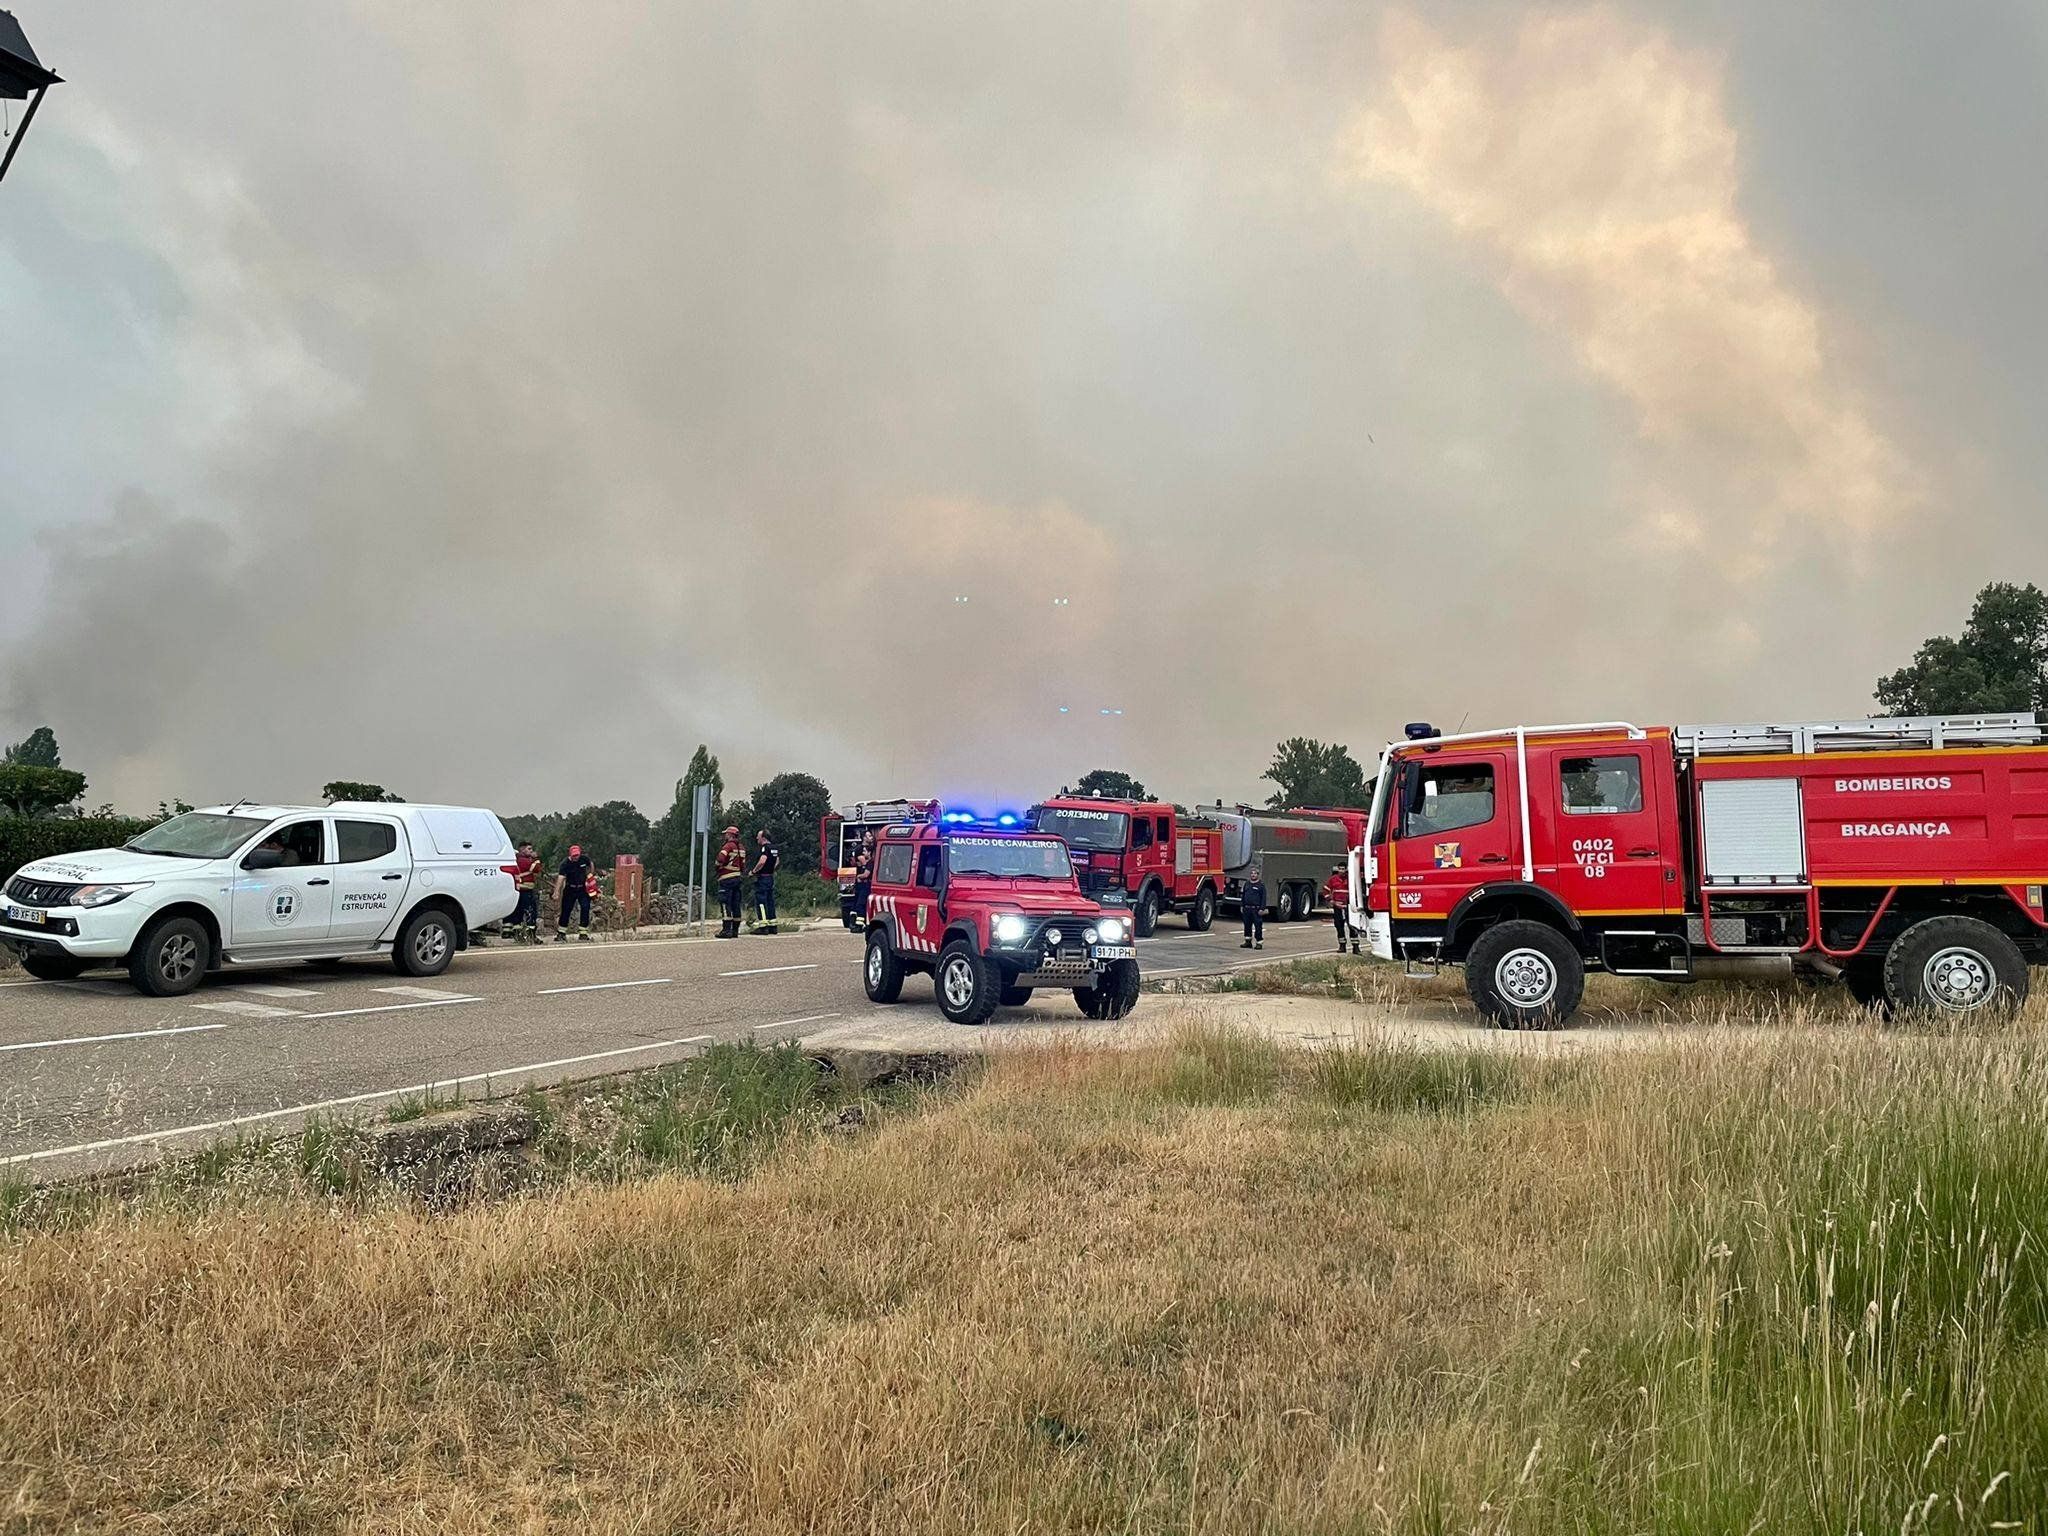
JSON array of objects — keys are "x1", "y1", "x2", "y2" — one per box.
[{"x1": 0, "y1": 10, "x2": 61, "y2": 186}]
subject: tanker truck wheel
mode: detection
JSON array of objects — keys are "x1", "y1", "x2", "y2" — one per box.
[
  {"x1": 1464, "y1": 920, "x2": 1584, "y2": 1030},
  {"x1": 1186, "y1": 885, "x2": 1215, "y2": 932},
  {"x1": 1275, "y1": 886, "x2": 1297, "y2": 923},
  {"x1": 1882, "y1": 916, "x2": 2027, "y2": 1018}
]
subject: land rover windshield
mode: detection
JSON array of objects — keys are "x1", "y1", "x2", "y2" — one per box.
[
  {"x1": 946, "y1": 837, "x2": 1075, "y2": 881},
  {"x1": 1033, "y1": 808, "x2": 1128, "y2": 852}
]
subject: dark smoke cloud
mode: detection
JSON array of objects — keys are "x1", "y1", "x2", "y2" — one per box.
[{"x1": 2, "y1": 0, "x2": 2043, "y2": 818}]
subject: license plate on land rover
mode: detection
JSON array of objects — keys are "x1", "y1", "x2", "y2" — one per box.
[
  {"x1": 6, "y1": 905, "x2": 47, "y2": 926},
  {"x1": 1091, "y1": 944, "x2": 1135, "y2": 960}
]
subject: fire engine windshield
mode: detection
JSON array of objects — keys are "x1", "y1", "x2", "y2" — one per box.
[
  {"x1": 1033, "y1": 807, "x2": 1128, "y2": 851},
  {"x1": 946, "y1": 837, "x2": 1075, "y2": 880}
]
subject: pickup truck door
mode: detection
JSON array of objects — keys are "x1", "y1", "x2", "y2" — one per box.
[
  {"x1": 328, "y1": 815, "x2": 412, "y2": 944},
  {"x1": 230, "y1": 817, "x2": 336, "y2": 947}
]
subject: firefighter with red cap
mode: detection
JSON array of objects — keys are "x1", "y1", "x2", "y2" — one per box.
[
  {"x1": 714, "y1": 825, "x2": 746, "y2": 938},
  {"x1": 554, "y1": 842, "x2": 595, "y2": 942},
  {"x1": 1328, "y1": 862, "x2": 1358, "y2": 955},
  {"x1": 508, "y1": 840, "x2": 542, "y2": 944}
]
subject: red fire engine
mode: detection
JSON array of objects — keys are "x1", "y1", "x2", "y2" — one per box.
[
  {"x1": 1355, "y1": 714, "x2": 2048, "y2": 1027},
  {"x1": 820, "y1": 798, "x2": 938, "y2": 930}
]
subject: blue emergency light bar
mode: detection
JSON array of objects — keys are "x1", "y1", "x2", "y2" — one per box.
[{"x1": 939, "y1": 809, "x2": 1026, "y2": 830}]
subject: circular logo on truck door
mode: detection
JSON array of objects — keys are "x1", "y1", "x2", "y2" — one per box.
[{"x1": 269, "y1": 888, "x2": 300, "y2": 927}]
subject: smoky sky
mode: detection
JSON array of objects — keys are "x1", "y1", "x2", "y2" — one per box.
[{"x1": 2, "y1": 1, "x2": 2044, "y2": 818}]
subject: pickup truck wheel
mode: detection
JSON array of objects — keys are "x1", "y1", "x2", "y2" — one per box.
[
  {"x1": 1134, "y1": 887, "x2": 1160, "y2": 938},
  {"x1": 936, "y1": 939, "x2": 999, "y2": 1025},
  {"x1": 1186, "y1": 885, "x2": 1215, "y2": 932},
  {"x1": 1883, "y1": 916, "x2": 2027, "y2": 1017},
  {"x1": 20, "y1": 953, "x2": 89, "y2": 981},
  {"x1": 863, "y1": 930, "x2": 905, "y2": 1003},
  {"x1": 128, "y1": 915, "x2": 211, "y2": 997},
  {"x1": 1464, "y1": 920, "x2": 1584, "y2": 1030},
  {"x1": 1075, "y1": 958, "x2": 1141, "y2": 1020},
  {"x1": 1000, "y1": 983, "x2": 1034, "y2": 1007},
  {"x1": 1275, "y1": 886, "x2": 1298, "y2": 923},
  {"x1": 393, "y1": 908, "x2": 456, "y2": 978}
]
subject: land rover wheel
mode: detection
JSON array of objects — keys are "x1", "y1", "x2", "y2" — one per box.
[
  {"x1": 128, "y1": 915, "x2": 211, "y2": 998},
  {"x1": 394, "y1": 907, "x2": 456, "y2": 978},
  {"x1": 936, "y1": 939, "x2": 999, "y2": 1025},
  {"x1": 1464, "y1": 920, "x2": 1584, "y2": 1030},
  {"x1": 1275, "y1": 886, "x2": 1298, "y2": 923},
  {"x1": 1883, "y1": 916, "x2": 2028, "y2": 1017},
  {"x1": 1000, "y1": 983, "x2": 1034, "y2": 1007},
  {"x1": 20, "y1": 952, "x2": 89, "y2": 981},
  {"x1": 863, "y1": 930, "x2": 905, "y2": 1004},
  {"x1": 1186, "y1": 885, "x2": 1216, "y2": 932},
  {"x1": 1135, "y1": 886, "x2": 1160, "y2": 938},
  {"x1": 1075, "y1": 958, "x2": 1141, "y2": 1020}
]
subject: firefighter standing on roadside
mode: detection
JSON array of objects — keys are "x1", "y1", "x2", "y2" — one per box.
[
  {"x1": 555, "y1": 843, "x2": 595, "y2": 942},
  {"x1": 1240, "y1": 865, "x2": 1267, "y2": 950},
  {"x1": 509, "y1": 840, "x2": 542, "y2": 943},
  {"x1": 751, "y1": 829, "x2": 780, "y2": 933},
  {"x1": 1327, "y1": 862, "x2": 1359, "y2": 955},
  {"x1": 714, "y1": 826, "x2": 746, "y2": 938},
  {"x1": 850, "y1": 834, "x2": 874, "y2": 930}
]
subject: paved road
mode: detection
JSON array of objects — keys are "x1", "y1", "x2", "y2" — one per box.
[{"x1": 0, "y1": 915, "x2": 1336, "y2": 1175}]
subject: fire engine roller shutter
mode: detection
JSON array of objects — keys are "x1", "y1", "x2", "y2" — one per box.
[{"x1": 1700, "y1": 778, "x2": 1806, "y2": 884}]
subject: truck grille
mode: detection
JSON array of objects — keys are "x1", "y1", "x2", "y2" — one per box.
[{"x1": 4, "y1": 876, "x2": 82, "y2": 908}]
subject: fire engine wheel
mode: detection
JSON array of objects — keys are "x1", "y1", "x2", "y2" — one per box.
[
  {"x1": 1186, "y1": 885, "x2": 1216, "y2": 932},
  {"x1": 1275, "y1": 886, "x2": 1298, "y2": 923},
  {"x1": 1464, "y1": 920, "x2": 1584, "y2": 1030},
  {"x1": 1075, "y1": 958, "x2": 1141, "y2": 1020},
  {"x1": 1882, "y1": 916, "x2": 2028, "y2": 1017},
  {"x1": 863, "y1": 930, "x2": 905, "y2": 1004},
  {"x1": 936, "y1": 940, "x2": 1000, "y2": 1025},
  {"x1": 1135, "y1": 887, "x2": 1160, "y2": 938}
]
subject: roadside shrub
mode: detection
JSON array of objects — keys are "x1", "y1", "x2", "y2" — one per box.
[{"x1": 0, "y1": 815, "x2": 153, "y2": 884}]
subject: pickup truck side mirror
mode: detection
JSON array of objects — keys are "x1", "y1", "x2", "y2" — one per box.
[{"x1": 243, "y1": 849, "x2": 283, "y2": 871}]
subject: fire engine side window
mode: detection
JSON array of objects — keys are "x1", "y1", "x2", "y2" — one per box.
[
  {"x1": 1560, "y1": 755, "x2": 1643, "y2": 815},
  {"x1": 1155, "y1": 815, "x2": 1170, "y2": 843},
  {"x1": 1132, "y1": 818, "x2": 1152, "y2": 848},
  {"x1": 875, "y1": 843, "x2": 913, "y2": 887},
  {"x1": 916, "y1": 846, "x2": 942, "y2": 888},
  {"x1": 1401, "y1": 764, "x2": 1496, "y2": 839}
]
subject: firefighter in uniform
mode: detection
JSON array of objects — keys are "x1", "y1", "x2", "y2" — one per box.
[
  {"x1": 751, "y1": 829, "x2": 780, "y2": 933},
  {"x1": 850, "y1": 835, "x2": 873, "y2": 930},
  {"x1": 1240, "y1": 866, "x2": 1266, "y2": 950},
  {"x1": 509, "y1": 840, "x2": 542, "y2": 943},
  {"x1": 714, "y1": 826, "x2": 746, "y2": 938},
  {"x1": 555, "y1": 843, "x2": 595, "y2": 941},
  {"x1": 1327, "y1": 862, "x2": 1358, "y2": 955}
]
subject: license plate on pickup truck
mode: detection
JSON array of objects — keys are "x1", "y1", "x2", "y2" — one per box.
[
  {"x1": 1091, "y1": 944, "x2": 1135, "y2": 961},
  {"x1": 6, "y1": 905, "x2": 47, "y2": 926}
]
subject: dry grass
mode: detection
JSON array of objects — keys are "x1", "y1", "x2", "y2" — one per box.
[{"x1": 6, "y1": 1013, "x2": 2048, "y2": 1532}]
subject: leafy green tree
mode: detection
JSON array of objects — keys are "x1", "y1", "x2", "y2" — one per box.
[
  {"x1": 322, "y1": 780, "x2": 404, "y2": 804},
  {"x1": 1073, "y1": 768, "x2": 1149, "y2": 801},
  {"x1": 1876, "y1": 582, "x2": 2048, "y2": 716},
  {"x1": 3, "y1": 726, "x2": 61, "y2": 768},
  {"x1": 646, "y1": 745, "x2": 727, "y2": 886},
  {"x1": 1262, "y1": 738, "x2": 1371, "y2": 810},
  {"x1": 740, "y1": 772, "x2": 832, "y2": 877},
  {"x1": 0, "y1": 763, "x2": 87, "y2": 818},
  {"x1": 553, "y1": 800, "x2": 652, "y2": 872}
]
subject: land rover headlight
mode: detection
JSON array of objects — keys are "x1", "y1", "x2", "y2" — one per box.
[
  {"x1": 1044, "y1": 927, "x2": 1063, "y2": 947},
  {"x1": 74, "y1": 882, "x2": 151, "y2": 909},
  {"x1": 1094, "y1": 916, "x2": 1126, "y2": 944},
  {"x1": 991, "y1": 913, "x2": 1029, "y2": 944}
]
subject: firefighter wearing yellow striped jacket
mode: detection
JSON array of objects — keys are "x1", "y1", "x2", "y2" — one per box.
[{"x1": 714, "y1": 826, "x2": 746, "y2": 939}]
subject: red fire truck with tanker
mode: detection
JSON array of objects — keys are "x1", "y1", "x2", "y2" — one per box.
[
  {"x1": 1030, "y1": 794, "x2": 1352, "y2": 935},
  {"x1": 1350, "y1": 713, "x2": 2048, "y2": 1027}
]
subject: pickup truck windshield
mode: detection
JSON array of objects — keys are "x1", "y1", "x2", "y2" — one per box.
[
  {"x1": 1033, "y1": 808, "x2": 1128, "y2": 851},
  {"x1": 125, "y1": 812, "x2": 271, "y2": 860},
  {"x1": 947, "y1": 837, "x2": 1075, "y2": 880}
]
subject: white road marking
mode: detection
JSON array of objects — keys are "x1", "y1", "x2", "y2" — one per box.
[
  {"x1": 298, "y1": 997, "x2": 484, "y2": 1021},
  {"x1": 233, "y1": 984, "x2": 321, "y2": 998},
  {"x1": 191, "y1": 1000, "x2": 305, "y2": 1019},
  {"x1": 749, "y1": 1012, "x2": 841, "y2": 1033},
  {"x1": 1, "y1": 1033, "x2": 720, "y2": 1168},
  {"x1": 1, "y1": 1023, "x2": 226, "y2": 1054},
  {"x1": 374, "y1": 985, "x2": 475, "y2": 1001},
  {"x1": 538, "y1": 978, "x2": 672, "y2": 995},
  {"x1": 719, "y1": 963, "x2": 819, "y2": 978}
]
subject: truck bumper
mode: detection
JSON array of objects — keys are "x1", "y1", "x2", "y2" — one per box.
[
  {"x1": 1365, "y1": 912, "x2": 1393, "y2": 961},
  {"x1": 0, "y1": 905, "x2": 140, "y2": 961}
]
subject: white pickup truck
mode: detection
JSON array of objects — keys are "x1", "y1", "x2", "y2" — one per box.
[{"x1": 1, "y1": 802, "x2": 520, "y2": 996}]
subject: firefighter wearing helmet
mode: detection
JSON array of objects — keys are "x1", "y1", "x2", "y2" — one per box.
[{"x1": 714, "y1": 825, "x2": 746, "y2": 939}]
